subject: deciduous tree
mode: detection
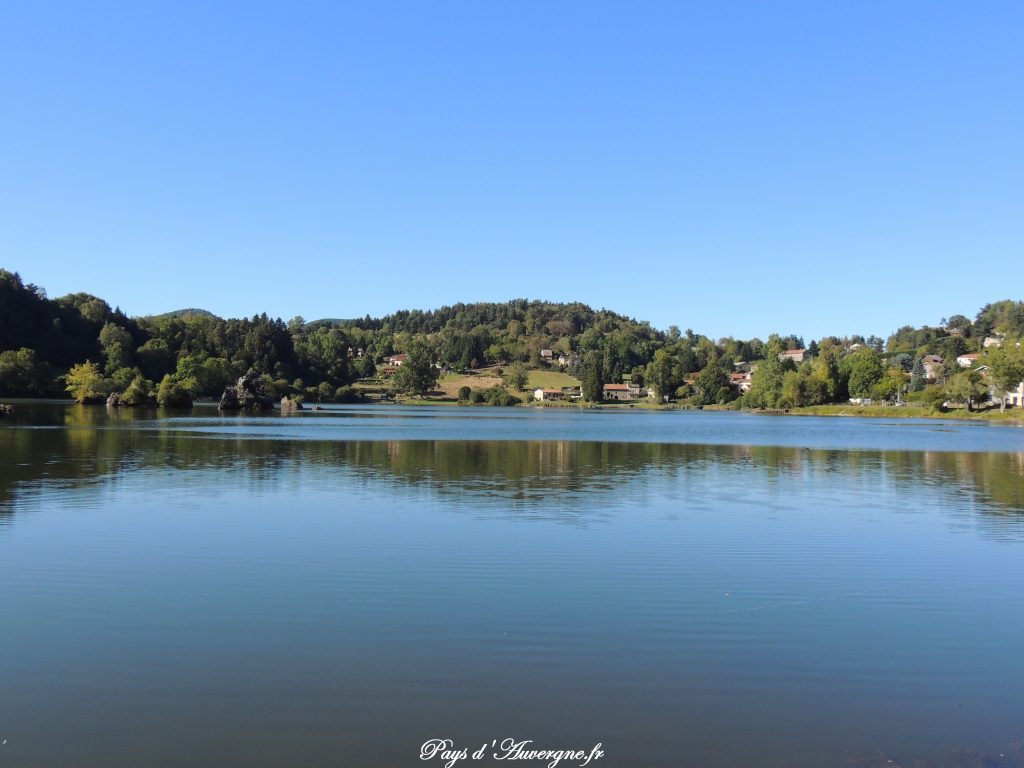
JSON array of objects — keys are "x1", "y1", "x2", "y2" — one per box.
[
  {"x1": 985, "y1": 343, "x2": 1024, "y2": 411},
  {"x1": 65, "y1": 361, "x2": 108, "y2": 403},
  {"x1": 393, "y1": 341, "x2": 439, "y2": 397}
]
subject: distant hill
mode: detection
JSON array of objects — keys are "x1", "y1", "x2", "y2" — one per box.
[{"x1": 145, "y1": 308, "x2": 221, "y2": 321}]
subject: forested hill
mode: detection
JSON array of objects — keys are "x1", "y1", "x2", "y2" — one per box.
[
  {"x1": 312, "y1": 300, "x2": 649, "y2": 336},
  {"x1": 0, "y1": 270, "x2": 669, "y2": 398},
  {"x1": 145, "y1": 308, "x2": 220, "y2": 321},
  {"x1": 1, "y1": 267, "x2": 1023, "y2": 409}
]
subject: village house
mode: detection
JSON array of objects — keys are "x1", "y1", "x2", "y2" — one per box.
[
  {"x1": 533, "y1": 388, "x2": 564, "y2": 402},
  {"x1": 557, "y1": 354, "x2": 579, "y2": 368},
  {"x1": 385, "y1": 353, "x2": 407, "y2": 367},
  {"x1": 956, "y1": 352, "x2": 981, "y2": 368},
  {"x1": 603, "y1": 383, "x2": 642, "y2": 401},
  {"x1": 1003, "y1": 381, "x2": 1024, "y2": 408},
  {"x1": 561, "y1": 385, "x2": 582, "y2": 399},
  {"x1": 983, "y1": 336, "x2": 1004, "y2": 348},
  {"x1": 540, "y1": 349, "x2": 553, "y2": 361},
  {"x1": 921, "y1": 355, "x2": 944, "y2": 382},
  {"x1": 728, "y1": 371, "x2": 753, "y2": 393},
  {"x1": 778, "y1": 349, "x2": 807, "y2": 364}
]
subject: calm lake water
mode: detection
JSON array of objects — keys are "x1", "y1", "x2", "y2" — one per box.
[{"x1": 2, "y1": 402, "x2": 1023, "y2": 768}]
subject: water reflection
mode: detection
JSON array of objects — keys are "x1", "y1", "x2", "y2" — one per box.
[
  {"x1": 2, "y1": 404, "x2": 1024, "y2": 768},
  {"x1": 2, "y1": 413, "x2": 1022, "y2": 529}
]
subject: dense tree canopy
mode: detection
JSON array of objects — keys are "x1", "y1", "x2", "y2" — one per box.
[
  {"x1": 1, "y1": 267, "x2": 1021, "y2": 410},
  {"x1": 392, "y1": 341, "x2": 439, "y2": 397}
]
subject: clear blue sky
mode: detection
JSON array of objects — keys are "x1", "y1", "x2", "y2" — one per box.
[{"x1": 1, "y1": 2, "x2": 1021, "y2": 341}]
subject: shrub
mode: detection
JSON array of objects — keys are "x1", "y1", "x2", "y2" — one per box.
[
  {"x1": 120, "y1": 375, "x2": 155, "y2": 406},
  {"x1": 156, "y1": 375, "x2": 193, "y2": 407},
  {"x1": 334, "y1": 386, "x2": 360, "y2": 403},
  {"x1": 906, "y1": 384, "x2": 947, "y2": 410},
  {"x1": 483, "y1": 386, "x2": 521, "y2": 406}
]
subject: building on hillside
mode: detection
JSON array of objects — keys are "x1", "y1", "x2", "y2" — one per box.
[
  {"x1": 921, "y1": 355, "x2": 944, "y2": 382},
  {"x1": 385, "y1": 354, "x2": 407, "y2": 367},
  {"x1": 983, "y1": 336, "x2": 1004, "y2": 348},
  {"x1": 540, "y1": 349, "x2": 553, "y2": 361},
  {"x1": 956, "y1": 352, "x2": 981, "y2": 368},
  {"x1": 778, "y1": 349, "x2": 807, "y2": 364},
  {"x1": 728, "y1": 371, "x2": 753, "y2": 393}
]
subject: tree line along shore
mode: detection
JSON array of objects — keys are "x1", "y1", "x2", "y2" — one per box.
[{"x1": 1, "y1": 268, "x2": 1023, "y2": 418}]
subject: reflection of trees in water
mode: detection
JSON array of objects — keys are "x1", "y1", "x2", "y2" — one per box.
[
  {"x1": 847, "y1": 739, "x2": 1024, "y2": 768},
  {"x1": 2, "y1": 412, "x2": 1023, "y2": 529}
]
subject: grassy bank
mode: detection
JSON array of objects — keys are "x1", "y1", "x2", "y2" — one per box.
[
  {"x1": 786, "y1": 404, "x2": 1024, "y2": 422},
  {"x1": 526, "y1": 370, "x2": 581, "y2": 389}
]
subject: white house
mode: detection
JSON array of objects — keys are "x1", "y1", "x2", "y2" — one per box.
[
  {"x1": 956, "y1": 352, "x2": 981, "y2": 368},
  {"x1": 729, "y1": 371, "x2": 753, "y2": 393},
  {"x1": 533, "y1": 388, "x2": 564, "y2": 401},
  {"x1": 385, "y1": 353, "x2": 407, "y2": 367},
  {"x1": 999, "y1": 380, "x2": 1024, "y2": 408}
]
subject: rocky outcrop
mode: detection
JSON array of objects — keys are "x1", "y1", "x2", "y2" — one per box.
[
  {"x1": 106, "y1": 393, "x2": 122, "y2": 408},
  {"x1": 219, "y1": 371, "x2": 273, "y2": 411},
  {"x1": 280, "y1": 396, "x2": 304, "y2": 412}
]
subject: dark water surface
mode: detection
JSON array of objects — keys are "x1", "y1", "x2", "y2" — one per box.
[{"x1": 2, "y1": 403, "x2": 1023, "y2": 768}]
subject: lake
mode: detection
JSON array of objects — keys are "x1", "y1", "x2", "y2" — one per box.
[{"x1": 2, "y1": 403, "x2": 1023, "y2": 768}]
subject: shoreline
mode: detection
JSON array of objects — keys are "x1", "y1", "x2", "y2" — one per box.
[
  {"x1": 375, "y1": 397, "x2": 1024, "y2": 424},
  {"x1": 4, "y1": 397, "x2": 1023, "y2": 426}
]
